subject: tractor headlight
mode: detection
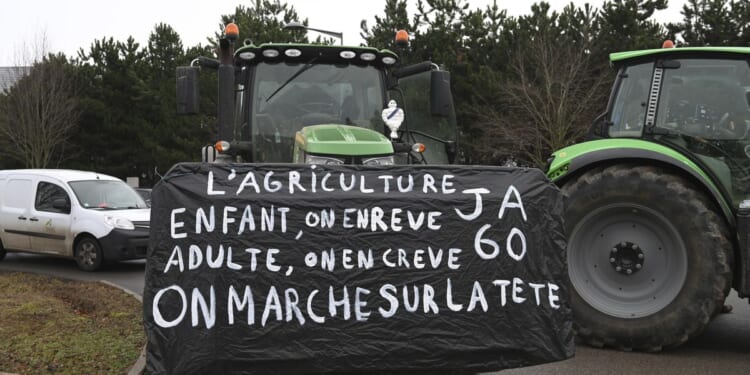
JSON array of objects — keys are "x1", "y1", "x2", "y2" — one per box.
[
  {"x1": 104, "y1": 216, "x2": 135, "y2": 230},
  {"x1": 305, "y1": 155, "x2": 345, "y2": 165},
  {"x1": 362, "y1": 156, "x2": 395, "y2": 166}
]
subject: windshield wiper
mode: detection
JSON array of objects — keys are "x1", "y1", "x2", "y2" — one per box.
[{"x1": 265, "y1": 55, "x2": 319, "y2": 103}]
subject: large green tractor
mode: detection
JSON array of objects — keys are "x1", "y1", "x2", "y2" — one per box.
[
  {"x1": 547, "y1": 45, "x2": 750, "y2": 351},
  {"x1": 176, "y1": 24, "x2": 458, "y2": 166}
]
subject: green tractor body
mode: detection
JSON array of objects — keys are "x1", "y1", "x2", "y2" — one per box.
[
  {"x1": 177, "y1": 33, "x2": 458, "y2": 166},
  {"x1": 547, "y1": 46, "x2": 750, "y2": 350}
]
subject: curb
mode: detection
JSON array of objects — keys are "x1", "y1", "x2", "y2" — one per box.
[
  {"x1": 99, "y1": 280, "x2": 146, "y2": 375},
  {"x1": 127, "y1": 347, "x2": 147, "y2": 375}
]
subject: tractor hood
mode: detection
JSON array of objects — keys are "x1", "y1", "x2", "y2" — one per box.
[{"x1": 295, "y1": 124, "x2": 393, "y2": 156}]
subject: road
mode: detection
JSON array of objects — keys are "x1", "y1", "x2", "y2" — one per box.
[
  {"x1": 0, "y1": 252, "x2": 146, "y2": 296},
  {"x1": 1, "y1": 252, "x2": 749, "y2": 374},
  {"x1": 497, "y1": 290, "x2": 750, "y2": 374}
]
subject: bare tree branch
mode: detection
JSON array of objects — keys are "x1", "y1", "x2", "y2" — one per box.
[
  {"x1": 0, "y1": 34, "x2": 80, "y2": 168},
  {"x1": 466, "y1": 34, "x2": 610, "y2": 167}
]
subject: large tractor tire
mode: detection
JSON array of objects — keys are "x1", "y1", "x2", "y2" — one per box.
[{"x1": 563, "y1": 164, "x2": 733, "y2": 351}]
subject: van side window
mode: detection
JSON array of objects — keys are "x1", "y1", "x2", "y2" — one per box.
[{"x1": 35, "y1": 182, "x2": 71, "y2": 214}]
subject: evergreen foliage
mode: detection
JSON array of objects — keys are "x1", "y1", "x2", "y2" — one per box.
[{"x1": 1, "y1": 0, "x2": 746, "y2": 173}]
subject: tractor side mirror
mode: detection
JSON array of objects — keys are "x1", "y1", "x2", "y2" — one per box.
[
  {"x1": 176, "y1": 66, "x2": 200, "y2": 115},
  {"x1": 430, "y1": 70, "x2": 453, "y2": 117},
  {"x1": 444, "y1": 140, "x2": 457, "y2": 164}
]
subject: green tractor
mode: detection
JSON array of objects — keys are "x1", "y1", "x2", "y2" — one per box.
[
  {"x1": 547, "y1": 45, "x2": 750, "y2": 351},
  {"x1": 176, "y1": 24, "x2": 458, "y2": 166}
]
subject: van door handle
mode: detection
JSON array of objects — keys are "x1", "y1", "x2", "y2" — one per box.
[
  {"x1": 29, "y1": 217, "x2": 39, "y2": 222},
  {"x1": 18, "y1": 216, "x2": 27, "y2": 220}
]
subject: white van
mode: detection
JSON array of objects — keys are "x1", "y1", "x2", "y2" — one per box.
[{"x1": 0, "y1": 169, "x2": 150, "y2": 271}]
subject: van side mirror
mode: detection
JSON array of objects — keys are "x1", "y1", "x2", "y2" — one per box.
[
  {"x1": 430, "y1": 70, "x2": 452, "y2": 117},
  {"x1": 176, "y1": 66, "x2": 200, "y2": 114}
]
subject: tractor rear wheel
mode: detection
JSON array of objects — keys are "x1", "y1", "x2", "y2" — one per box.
[{"x1": 563, "y1": 164, "x2": 732, "y2": 351}]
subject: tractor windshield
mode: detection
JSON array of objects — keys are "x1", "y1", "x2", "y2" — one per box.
[{"x1": 245, "y1": 62, "x2": 385, "y2": 162}]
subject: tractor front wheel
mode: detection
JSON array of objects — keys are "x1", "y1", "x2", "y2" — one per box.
[{"x1": 563, "y1": 164, "x2": 732, "y2": 351}]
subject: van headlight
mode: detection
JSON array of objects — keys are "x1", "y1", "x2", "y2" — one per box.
[
  {"x1": 104, "y1": 216, "x2": 135, "y2": 230},
  {"x1": 362, "y1": 156, "x2": 395, "y2": 166},
  {"x1": 305, "y1": 155, "x2": 345, "y2": 165}
]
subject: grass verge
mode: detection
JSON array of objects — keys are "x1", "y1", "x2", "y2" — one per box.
[{"x1": 0, "y1": 271, "x2": 144, "y2": 374}]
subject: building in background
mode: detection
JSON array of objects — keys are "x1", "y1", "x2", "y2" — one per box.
[{"x1": 0, "y1": 67, "x2": 30, "y2": 92}]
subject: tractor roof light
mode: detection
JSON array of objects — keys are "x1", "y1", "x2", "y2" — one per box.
[
  {"x1": 238, "y1": 51, "x2": 256, "y2": 61},
  {"x1": 395, "y1": 29, "x2": 409, "y2": 48},
  {"x1": 262, "y1": 49, "x2": 280, "y2": 58},
  {"x1": 412, "y1": 143, "x2": 426, "y2": 153},
  {"x1": 285, "y1": 48, "x2": 302, "y2": 57},
  {"x1": 382, "y1": 56, "x2": 397, "y2": 65},
  {"x1": 215, "y1": 141, "x2": 230, "y2": 153},
  {"x1": 360, "y1": 52, "x2": 376, "y2": 61},
  {"x1": 662, "y1": 40, "x2": 675, "y2": 48},
  {"x1": 340, "y1": 51, "x2": 356, "y2": 59},
  {"x1": 225, "y1": 23, "x2": 239, "y2": 41}
]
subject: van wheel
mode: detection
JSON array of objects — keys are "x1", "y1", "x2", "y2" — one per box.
[{"x1": 75, "y1": 237, "x2": 103, "y2": 271}]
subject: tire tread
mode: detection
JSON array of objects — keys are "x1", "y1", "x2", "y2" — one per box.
[{"x1": 564, "y1": 164, "x2": 733, "y2": 351}]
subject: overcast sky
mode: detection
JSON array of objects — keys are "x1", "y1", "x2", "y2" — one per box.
[{"x1": 0, "y1": 0, "x2": 687, "y2": 66}]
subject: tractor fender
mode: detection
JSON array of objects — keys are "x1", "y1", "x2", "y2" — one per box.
[{"x1": 548, "y1": 140, "x2": 735, "y2": 227}]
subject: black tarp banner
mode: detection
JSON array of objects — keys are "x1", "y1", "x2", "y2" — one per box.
[{"x1": 144, "y1": 163, "x2": 572, "y2": 374}]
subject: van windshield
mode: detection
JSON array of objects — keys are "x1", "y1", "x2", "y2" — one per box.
[{"x1": 68, "y1": 180, "x2": 148, "y2": 210}]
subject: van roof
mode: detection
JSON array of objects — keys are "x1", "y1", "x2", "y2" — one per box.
[{"x1": 0, "y1": 169, "x2": 121, "y2": 182}]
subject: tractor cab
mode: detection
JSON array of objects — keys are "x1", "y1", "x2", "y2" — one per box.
[
  {"x1": 239, "y1": 44, "x2": 396, "y2": 164},
  {"x1": 593, "y1": 47, "x2": 750, "y2": 206},
  {"x1": 177, "y1": 24, "x2": 459, "y2": 166}
]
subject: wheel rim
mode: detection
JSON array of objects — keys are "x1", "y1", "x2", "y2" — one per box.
[
  {"x1": 78, "y1": 241, "x2": 97, "y2": 267},
  {"x1": 568, "y1": 203, "x2": 688, "y2": 319}
]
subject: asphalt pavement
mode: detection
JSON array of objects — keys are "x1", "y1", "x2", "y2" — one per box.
[{"x1": 496, "y1": 292, "x2": 750, "y2": 374}]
